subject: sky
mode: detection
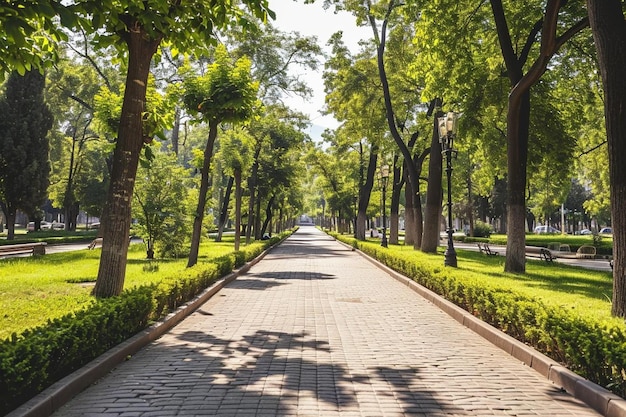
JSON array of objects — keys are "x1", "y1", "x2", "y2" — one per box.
[{"x1": 267, "y1": 1, "x2": 372, "y2": 141}]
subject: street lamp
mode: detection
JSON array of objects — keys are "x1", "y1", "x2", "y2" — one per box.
[
  {"x1": 353, "y1": 195, "x2": 358, "y2": 238},
  {"x1": 438, "y1": 112, "x2": 458, "y2": 267},
  {"x1": 380, "y1": 164, "x2": 389, "y2": 248}
]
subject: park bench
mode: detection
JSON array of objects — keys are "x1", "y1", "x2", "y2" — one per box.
[
  {"x1": 525, "y1": 246, "x2": 555, "y2": 262},
  {"x1": 0, "y1": 242, "x2": 47, "y2": 257},
  {"x1": 576, "y1": 245, "x2": 596, "y2": 259},
  {"x1": 87, "y1": 237, "x2": 102, "y2": 250},
  {"x1": 477, "y1": 242, "x2": 498, "y2": 256},
  {"x1": 88, "y1": 236, "x2": 134, "y2": 250}
]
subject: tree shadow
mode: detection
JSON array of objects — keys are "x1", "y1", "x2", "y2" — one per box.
[
  {"x1": 245, "y1": 271, "x2": 336, "y2": 280},
  {"x1": 73, "y1": 328, "x2": 443, "y2": 415}
]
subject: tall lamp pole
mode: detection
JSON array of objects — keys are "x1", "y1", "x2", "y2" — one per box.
[
  {"x1": 380, "y1": 164, "x2": 389, "y2": 248},
  {"x1": 438, "y1": 112, "x2": 458, "y2": 267},
  {"x1": 353, "y1": 195, "x2": 358, "y2": 238}
]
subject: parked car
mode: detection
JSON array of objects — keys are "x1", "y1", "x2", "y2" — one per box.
[
  {"x1": 27, "y1": 221, "x2": 51, "y2": 231},
  {"x1": 533, "y1": 225, "x2": 560, "y2": 234},
  {"x1": 27, "y1": 221, "x2": 64, "y2": 231},
  {"x1": 578, "y1": 228, "x2": 592, "y2": 235},
  {"x1": 599, "y1": 227, "x2": 613, "y2": 234}
]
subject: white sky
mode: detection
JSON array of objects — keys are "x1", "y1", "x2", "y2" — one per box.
[{"x1": 268, "y1": 1, "x2": 372, "y2": 140}]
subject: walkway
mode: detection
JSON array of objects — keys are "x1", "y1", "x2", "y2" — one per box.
[{"x1": 52, "y1": 227, "x2": 600, "y2": 416}]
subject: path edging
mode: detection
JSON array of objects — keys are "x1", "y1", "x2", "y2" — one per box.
[{"x1": 337, "y1": 239, "x2": 626, "y2": 417}]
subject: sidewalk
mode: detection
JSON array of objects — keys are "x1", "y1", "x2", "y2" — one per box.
[{"x1": 47, "y1": 226, "x2": 602, "y2": 416}]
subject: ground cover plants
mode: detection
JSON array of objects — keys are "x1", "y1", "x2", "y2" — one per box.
[{"x1": 333, "y1": 233, "x2": 626, "y2": 398}]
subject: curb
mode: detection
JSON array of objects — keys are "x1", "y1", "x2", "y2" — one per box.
[
  {"x1": 338, "y1": 239, "x2": 626, "y2": 417},
  {"x1": 7, "y1": 245, "x2": 276, "y2": 417}
]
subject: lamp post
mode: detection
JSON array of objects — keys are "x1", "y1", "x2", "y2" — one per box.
[
  {"x1": 438, "y1": 112, "x2": 458, "y2": 267},
  {"x1": 353, "y1": 195, "x2": 358, "y2": 238},
  {"x1": 380, "y1": 164, "x2": 389, "y2": 248}
]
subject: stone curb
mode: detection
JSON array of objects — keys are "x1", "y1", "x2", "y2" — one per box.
[
  {"x1": 7, "y1": 245, "x2": 276, "y2": 417},
  {"x1": 338, "y1": 239, "x2": 626, "y2": 417}
]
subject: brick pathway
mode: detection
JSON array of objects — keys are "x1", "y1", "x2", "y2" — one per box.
[{"x1": 53, "y1": 227, "x2": 601, "y2": 416}]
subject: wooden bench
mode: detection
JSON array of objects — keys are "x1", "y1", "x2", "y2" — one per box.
[
  {"x1": 477, "y1": 242, "x2": 498, "y2": 256},
  {"x1": 88, "y1": 236, "x2": 134, "y2": 250},
  {"x1": 525, "y1": 246, "x2": 555, "y2": 262},
  {"x1": 576, "y1": 245, "x2": 596, "y2": 259},
  {"x1": 87, "y1": 237, "x2": 103, "y2": 250},
  {"x1": 0, "y1": 242, "x2": 47, "y2": 257}
]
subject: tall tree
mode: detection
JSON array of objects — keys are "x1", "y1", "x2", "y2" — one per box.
[
  {"x1": 586, "y1": 0, "x2": 626, "y2": 317},
  {"x1": 182, "y1": 45, "x2": 259, "y2": 267},
  {"x1": 489, "y1": 0, "x2": 588, "y2": 272},
  {"x1": 0, "y1": 70, "x2": 53, "y2": 239},
  {"x1": 220, "y1": 129, "x2": 254, "y2": 251}
]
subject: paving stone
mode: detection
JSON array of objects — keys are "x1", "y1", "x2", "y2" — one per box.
[{"x1": 52, "y1": 227, "x2": 602, "y2": 416}]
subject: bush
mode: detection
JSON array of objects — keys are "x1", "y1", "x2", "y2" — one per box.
[{"x1": 473, "y1": 220, "x2": 492, "y2": 238}]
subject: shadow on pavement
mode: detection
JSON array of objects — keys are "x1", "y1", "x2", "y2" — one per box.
[{"x1": 154, "y1": 328, "x2": 445, "y2": 416}]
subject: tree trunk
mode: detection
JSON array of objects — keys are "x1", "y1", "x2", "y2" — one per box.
[
  {"x1": 357, "y1": 144, "x2": 378, "y2": 240},
  {"x1": 389, "y1": 156, "x2": 402, "y2": 245},
  {"x1": 0, "y1": 202, "x2": 16, "y2": 240},
  {"x1": 422, "y1": 111, "x2": 444, "y2": 253},
  {"x1": 216, "y1": 176, "x2": 234, "y2": 242},
  {"x1": 587, "y1": 0, "x2": 626, "y2": 317},
  {"x1": 187, "y1": 120, "x2": 218, "y2": 267},
  {"x1": 404, "y1": 175, "x2": 415, "y2": 246},
  {"x1": 504, "y1": 89, "x2": 531, "y2": 272},
  {"x1": 171, "y1": 107, "x2": 181, "y2": 155},
  {"x1": 255, "y1": 194, "x2": 262, "y2": 240},
  {"x1": 93, "y1": 27, "x2": 161, "y2": 298},
  {"x1": 246, "y1": 146, "x2": 261, "y2": 243},
  {"x1": 234, "y1": 169, "x2": 242, "y2": 251},
  {"x1": 260, "y1": 196, "x2": 275, "y2": 237}
]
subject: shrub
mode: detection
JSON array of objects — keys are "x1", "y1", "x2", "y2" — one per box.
[{"x1": 473, "y1": 220, "x2": 492, "y2": 238}]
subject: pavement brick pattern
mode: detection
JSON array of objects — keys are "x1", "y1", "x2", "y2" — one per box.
[{"x1": 53, "y1": 227, "x2": 600, "y2": 416}]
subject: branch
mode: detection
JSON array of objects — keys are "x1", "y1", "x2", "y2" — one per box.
[{"x1": 578, "y1": 140, "x2": 607, "y2": 157}]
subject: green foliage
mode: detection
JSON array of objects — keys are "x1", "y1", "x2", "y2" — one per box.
[
  {"x1": 182, "y1": 44, "x2": 260, "y2": 125},
  {"x1": 0, "y1": 70, "x2": 53, "y2": 230},
  {"x1": 473, "y1": 220, "x2": 492, "y2": 238},
  {"x1": 132, "y1": 147, "x2": 191, "y2": 258},
  {"x1": 93, "y1": 75, "x2": 174, "y2": 142},
  {"x1": 333, "y1": 234, "x2": 626, "y2": 397},
  {"x1": 0, "y1": 230, "x2": 292, "y2": 414}
]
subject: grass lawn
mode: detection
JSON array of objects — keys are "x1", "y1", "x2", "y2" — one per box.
[
  {"x1": 362, "y1": 239, "x2": 617, "y2": 323},
  {"x1": 0, "y1": 239, "x2": 247, "y2": 340}
]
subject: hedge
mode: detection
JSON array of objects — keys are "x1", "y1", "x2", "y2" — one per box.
[
  {"x1": 332, "y1": 233, "x2": 626, "y2": 398},
  {"x1": 0, "y1": 233, "x2": 288, "y2": 415}
]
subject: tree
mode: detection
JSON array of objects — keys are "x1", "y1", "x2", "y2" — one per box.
[
  {"x1": 0, "y1": 70, "x2": 53, "y2": 239},
  {"x1": 45, "y1": 51, "x2": 115, "y2": 231},
  {"x1": 182, "y1": 45, "x2": 259, "y2": 267},
  {"x1": 489, "y1": 0, "x2": 588, "y2": 272},
  {"x1": 132, "y1": 148, "x2": 190, "y2": 259},
  {"x1": 219, "y1": 129, "x2": 254, "y2": 251},
  {"x1": 586, "y1": 0, "x2": 626, "y2": 317}
]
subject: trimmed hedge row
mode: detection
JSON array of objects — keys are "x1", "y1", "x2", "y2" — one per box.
[
  {"x1": 0, "y1": 233, "x2": 287, "y2": 415},
  {"x1": 334, "y1": 233, "x2": 626, "y2": 397}
]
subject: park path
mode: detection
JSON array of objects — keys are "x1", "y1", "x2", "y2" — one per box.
[{"x1": 52, "y1": 226, "x2": 600, "y2": 416}]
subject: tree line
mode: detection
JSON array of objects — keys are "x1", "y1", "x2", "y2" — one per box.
[{"x1": 1, "y1": 0, "x2": 625, "y2": 317}]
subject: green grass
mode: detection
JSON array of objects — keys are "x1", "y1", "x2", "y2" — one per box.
[
  {"x1": 0, "y1": 238, "x2": 247, "y2": 340},
  {"x1": 367, "y1": 240, "x2": 616, "y2": 322},
  {"x1": 489, "y1": 233, "x2": 614, "y2": 256}
]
